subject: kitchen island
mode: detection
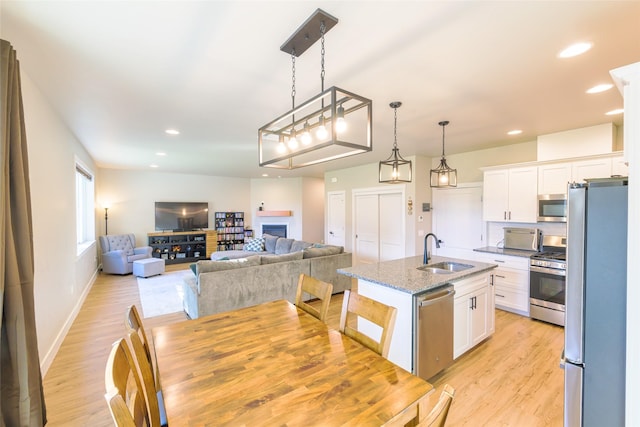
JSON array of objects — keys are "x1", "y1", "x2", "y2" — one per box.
[{"x1": 338, "y1": 255, "x2": 497, "y2": 376}]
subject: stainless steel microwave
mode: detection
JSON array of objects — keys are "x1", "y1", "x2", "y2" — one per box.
[{"x1": 538, "y1": 194, "x2": 567, "y2": 222}]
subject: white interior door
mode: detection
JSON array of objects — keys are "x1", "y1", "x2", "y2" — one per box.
[
  {"x1": 354, "y1": 194, "x2": 379, "y2": 265},
  {"x1": 433, "y1": 184, "x2": 484, "y2": 260},
  {"x1": 327, "y1": 191, "x2": 345, "y2": 247},
  {"x1": 379, "y1": 192, "x2": 405, "y2": 261}
]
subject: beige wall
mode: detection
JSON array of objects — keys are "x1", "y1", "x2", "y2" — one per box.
[
  {"x1": 324, "y1": 158, "x2": 429, "y2": 256},
  {"x1": 97, "y1": 169, "x2": 250, "y2": 246},
  {"x1": 430, "y1": 140, "x2": 538, "y2": 183},
  {"x1": 21, "y1": 72, "x2": 99, "y2": 374},
  {"x1": 325, "y1": 141, "x2": 539, "y2": 257},
  {"x1": 301, "y1": 177, "x2": 325, "y2": 243},
  {"x1": 249, "y1": 176, "x2": 324, "y2": 242}
]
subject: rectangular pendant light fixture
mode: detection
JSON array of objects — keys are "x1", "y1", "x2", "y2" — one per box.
[{"x1": 258, "y1": 9, "x2": 373, "y2": 170}]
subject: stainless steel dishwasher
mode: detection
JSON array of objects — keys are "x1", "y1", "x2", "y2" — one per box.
[{"x1": 414, "y1": 284, "x2": 455, "y2": 381}]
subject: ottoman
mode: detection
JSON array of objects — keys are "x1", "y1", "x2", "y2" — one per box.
[{"x1": 133, "y1": 258, "x2": 165, "y2": 278}]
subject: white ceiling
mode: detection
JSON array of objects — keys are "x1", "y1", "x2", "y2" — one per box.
[{"x1": 2, "y1": 1, "x2": 639, "y2": 179}]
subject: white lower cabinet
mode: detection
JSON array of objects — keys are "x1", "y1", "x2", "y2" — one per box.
[
  {"x1": 474, "y1": 252, "x2": 530, "y2": 316},
  {"x1": 453, "y1": 272, "x2": 494, "y2": 359}
]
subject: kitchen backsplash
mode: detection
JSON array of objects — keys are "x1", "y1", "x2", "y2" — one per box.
[{"x1": 486, "y1": 222, "x2": 566, "y2": 248}]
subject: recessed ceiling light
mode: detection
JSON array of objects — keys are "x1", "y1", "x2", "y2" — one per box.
[
  {"x1": 605, "y1": 108, "x2": 624, "y2": 116},
  {"x1": 150, "y1": 164, "x2": 159, "y2": 168},
  {"x1": 558, "y1": 42, "x2": 592, "y2": 58},
  {"x1": 262, "y1": 173, "x2": 269, "y2": 177},
  {"x1": 156, "y1": 152, "x2": 167, "y2": 156},
  {"x1": 165, "y1": 129, "x2": 180, "y2": 135},
  {"x1": 507, "y1": 129, "x2": 523, "y2": 136},
  {"x1": 586, "y1": 84, "x2": 613, "y2": 94}
]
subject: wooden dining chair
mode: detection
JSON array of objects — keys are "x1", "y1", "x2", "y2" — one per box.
[
  {"x1": 104, "y1": 388, "x2": 141, "y2": 427},
  {"x1": 125, "y1": 305, "x2": 159, "y2": 389},
  {"x1": 104, "y1": 338, "x2": 150, "y2": 427},
  {"x1": 295, "y1": 273, "x2": 334, "y2": 322},
  {"x1": 339, "y1": 290, "x2": 397, "y2": 358},
  {"x1": 423, "y1": 384, "x2": 456, "y2": 427},
  {"x1": 127, "y1": 329, "x2": 167, "y2": 427}
]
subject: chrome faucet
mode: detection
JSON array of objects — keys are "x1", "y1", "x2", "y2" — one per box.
[{"x1": 423, "y1": 233, "x2": 441, "y2": 264}]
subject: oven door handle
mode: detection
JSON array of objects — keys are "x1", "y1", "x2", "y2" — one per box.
[{"x1": 530, "y1": 265, "x2": 566, "y2": 276}]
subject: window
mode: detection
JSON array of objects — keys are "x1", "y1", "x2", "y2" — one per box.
[{"x1": 76, "y1": 160, "x2": 95, "y2": 254}]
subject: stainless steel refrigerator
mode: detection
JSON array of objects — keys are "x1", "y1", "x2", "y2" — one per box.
[{"x1": 565, "y1": 177, "x2": 628, "y2": 426}]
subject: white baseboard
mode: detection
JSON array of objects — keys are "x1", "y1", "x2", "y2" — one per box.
[{"x1": 40, "y1": 268, "x2": 98, "y2": 376}]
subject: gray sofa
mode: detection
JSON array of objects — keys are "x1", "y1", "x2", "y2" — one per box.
[{"x1": 182, "y1": 234, "x2": 352, "y2": 319}]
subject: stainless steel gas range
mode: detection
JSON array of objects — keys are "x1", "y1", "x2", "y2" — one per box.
[{"x1": 529, "y1": 235, "x2": 566, "y2": 326}]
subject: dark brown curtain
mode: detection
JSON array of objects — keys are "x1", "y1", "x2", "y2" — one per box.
[{"x1": 1, "y1": 39, "x2": 46, "y2": 426}]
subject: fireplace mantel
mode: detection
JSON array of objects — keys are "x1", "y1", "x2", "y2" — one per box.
[{"x1": 256, "y1": 210, "x2": 292, "y2": 217}]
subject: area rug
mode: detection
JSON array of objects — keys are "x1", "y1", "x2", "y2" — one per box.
[{"x1": 137, "y1": 271, "x2": 188, "y2": 318}]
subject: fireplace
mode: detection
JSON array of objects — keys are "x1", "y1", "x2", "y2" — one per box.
[{"x1": 262, "y1": 224, "x2": 287, "y2": 238}]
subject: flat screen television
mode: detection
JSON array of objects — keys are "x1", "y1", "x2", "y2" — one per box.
[{"x1": 155, "y1": 202, "x2": 209, "y2": 232}]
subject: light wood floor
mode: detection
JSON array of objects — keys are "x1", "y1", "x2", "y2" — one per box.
[{"x1": 42, "y1": 266, "x2": 564, "y2": 426}]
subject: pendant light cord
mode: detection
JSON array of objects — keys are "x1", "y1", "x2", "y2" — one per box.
[
  {"x1": 291, "y1": 49, "x2": 296, "y2": 110},
  {"x1": 393, "y1": 106, "x2": 398, "y2": 149},
  {"x1": 439, "y1": 120, "x2": 450, "y2": 158},
  {"x1": 320, "y1": 21, "x2": 325, "y2": 93}
]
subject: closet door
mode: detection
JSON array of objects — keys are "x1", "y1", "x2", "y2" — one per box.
[
  {"x1": 379, "y1": 192, "x2": 404, "y2": 261},
  {"x1": 353, "y1": 188, "x2": 405, "y2": 265},
  {"x1": 354, "y1": 194, "x2": 379, "y2": 265},
  {"x1": 327, "y1": 191, "x2": 346, "y2": 247}
]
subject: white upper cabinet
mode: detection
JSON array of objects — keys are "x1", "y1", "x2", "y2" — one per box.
[
  {"x1": 538, "y1": 162, "x2": 572, "y2": 195},
  {"x1": 537, "y1": 154, "x2": 626, "y2": 195},
  {"x1": 482, "y1": 169, "x2": 509, "y2": 222},
  {"x1": 571, "y1": 158, "x2": 612, "y2": 183},
  {"x1": 483, "y1": 166, "x2": 537, "y2": 223},
  {"x1": 611, "y1": 155, "x2": 629, "y2": 177}
]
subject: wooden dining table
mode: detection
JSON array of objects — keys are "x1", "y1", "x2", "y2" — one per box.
[{"x1": 152, "y1": 299, "x2": 434, "y2": 426}]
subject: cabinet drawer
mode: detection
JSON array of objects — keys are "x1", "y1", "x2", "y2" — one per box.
[
  {"x1": 454, "y1": 273, "x2": 489, "y2": 298},
  {"x1": 494, "y1": 284, "x2": 529, "y2": 315},
  {"x1": 474, "y1": 252, "x2": 530, "y2": 270},
  {"x1": 492, "y1": 268, "x2": 528, "y2": 287}
]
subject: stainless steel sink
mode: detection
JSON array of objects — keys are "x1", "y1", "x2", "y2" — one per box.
[{"x1": 417, "y1": 261, "x2": 474, "y2": 274}]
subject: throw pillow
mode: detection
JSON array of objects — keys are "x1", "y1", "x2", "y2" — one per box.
[
  {"x1": 243, "y1": 237, "x2": 265, "y2": 252},
  {"x1": 290, "y1": 240, "x2": 312, "y2": 252},
  {"x1": 263, "y1": 234, "x2": 279, "y2": 253},
  {"x1": 274, "y1": 237, "x2": 294, "y2": 255},
  {"x1": 189, "y1": 263, "x2": 197, "y2": 276}
]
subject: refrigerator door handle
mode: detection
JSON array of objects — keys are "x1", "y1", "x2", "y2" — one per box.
[
  {"x1": 564, "y1": 362, "x2": 583, "y2": 427},
  {"x1": 565, "y1": 185, "x2": 586, "y2": 364}
]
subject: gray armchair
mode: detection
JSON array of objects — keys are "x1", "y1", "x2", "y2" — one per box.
[{"x1": 99, "y1": 234, "x2": 152, "y2": 275}]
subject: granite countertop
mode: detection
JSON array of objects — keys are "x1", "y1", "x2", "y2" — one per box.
[
  {"x1": 337, "y1": 255, "x2": 497, "y2": 296},
  {"x1": 473, "y1": 246, "x2": 538, "y2": 258}
]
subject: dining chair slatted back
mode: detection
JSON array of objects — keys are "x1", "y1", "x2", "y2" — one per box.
[
  {"x1": 339, "y1": 290, "x2": 398, "y2": 358},
  {"x1": 127, "y1": 329, "x2": 167, "y2": 427},
  {"x1": 424, "y1": 384, "x2": 456, "y2": 427},
  {"x1": 104, "y1": 338, "x2": 149, "y2": 427},
  {"x1": 104, "y1": 389, "x2": 139, "y2": 427},
  {"x1": 125, "y1": 305, "x2": 159, "y2": 390},
  {"x1": 295, "y1": 274, "x2": 334, "y2": 322}
]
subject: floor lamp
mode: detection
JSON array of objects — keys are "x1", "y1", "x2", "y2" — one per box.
[{"x1": 104, "y1": 207, "x2": 109, "y2": 235}]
